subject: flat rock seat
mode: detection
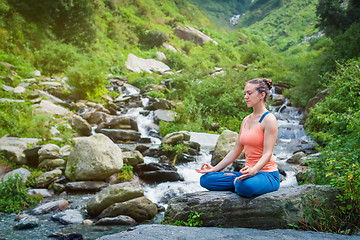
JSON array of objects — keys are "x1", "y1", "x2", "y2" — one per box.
[{"x1": 162, "y1": 184, "x2": 339, "y2": 229}]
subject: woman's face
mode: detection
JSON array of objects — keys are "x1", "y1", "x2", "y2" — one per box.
[{"x1": 244, "y1": 83, "x2": 263, "y2": 108}]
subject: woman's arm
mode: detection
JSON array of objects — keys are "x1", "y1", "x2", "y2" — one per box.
[{"x1": 237, "y1": 113, "x2": 278, "y2": 180}]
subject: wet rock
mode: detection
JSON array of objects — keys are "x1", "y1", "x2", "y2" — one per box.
[
  {"x1": 163, "y1": 185, "x2": 340, "y2": 229},
  {"x1": 14, "y1": 216, "x2": 39, "y2": 230},
  {"x1": 104, "y1": 117, "x2": 139, "y2": 131},
  {"x1": 48, "y1": 232, "x2": 83, "y2": 240},
  {"x1": 15, "y1": 214, "x2": 31, "y2": 221},
  {"x1": 96, "y1": 215, "x2": 136, "y2": 226},
  {"x1": 145, "y1": 99, "x2": 175, "y2": 110},
  {"x1": 32, "y1": 199, "x2": 69, "y2": 215},
  {"x1": 271, "y1": 94, "x2": 286, "y2": 106},
  {"x1": 97, "y1": 196, "x2": 158, "y2": 223},
  {"x1": 98, "y1": 129, "x2": 141, "y2": 143},
  {"x1": 211, "y1": 130, "x2": 239, "y2": 166},
  {"x1": 176, "y1": 153, "x2": 196, "y2": 163},
  {"x1": 86, "y1": 182, "x2": 144, "y2": 217},
  {"x1": 52, "y1": 209, "x2": 84, "y2": 225},
  {"x1": 64, "y1": 181, "x2": 109, "y2": 193},
  {"x1": 82, "y1": 219, "x2": 94, "y2": 225},
  {"x1": 35, "y1": 169, "x2": 62, "y2": 188},
  {"x1": 65, "y1": 134, "x2": 123, "y2": 181},
  {"x1": 134, "y1": 163, "x2": 184, "y2": 183},
  {"x1": 82, "y1": 109, "x2": 114, "y2": 125}
]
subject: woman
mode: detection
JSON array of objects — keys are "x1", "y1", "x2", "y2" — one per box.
[{"x1": 195, "y1": 78, "x2": 280, "y2": 197}]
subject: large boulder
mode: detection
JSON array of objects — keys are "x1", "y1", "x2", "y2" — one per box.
[
  {"x1": 174, "y1": 25, "x2": 218, "y2": 46},
  {"x1": 211, "y1": 130, "x2": 240, "y2": 166},
  {"x1": 125, "y1": 54, "x2": 171, "y2": 73},
  {"x1": 65, "y1": 134, "x2": 123, "y2": 181},
  {"x1": 154, "y1": 109, "x2": 176, "y2": 123},
  {"x1": 33, "y1": 100, "x2": 73, "y2": 116},
  {"x1": 69, "y1": 115, "x2": 92, "y2": 136},
  {"x1": 162, "y1": 185, "x2": 340, "y2": 229},
  {"x1": 98, "y1": 196, "x2": 158, "y2": 223},
  {"x1": 86, "y1": 182, "x2": 144, "y2": 217}
]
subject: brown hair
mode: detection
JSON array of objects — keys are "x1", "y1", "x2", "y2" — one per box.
[{"x1": 246, "y1": 78, "x2": 272, "y2": 102}]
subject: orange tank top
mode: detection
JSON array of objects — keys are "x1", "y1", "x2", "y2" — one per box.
[{"x1": 239, "y1": 112, "x2": 278, "y2": 172}]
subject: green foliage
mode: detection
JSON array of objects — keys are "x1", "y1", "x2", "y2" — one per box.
[
  {"x1": 304, "y1": 59, "x2": 360, "y2": 234},
  {"x1": 139, "y1": 29, "x2": 168, "y2": 48},
  {"x1": 0, "y1": 173, "x2": 43, "y2": 213},
  {"x1": 117, "y1": 164, "x2": 134, "y2": 182},
  {"x1": 128, "y1": 76, "x2": 160, "y2": 89},
  {"x1": 147, "y1": 90, "x2": 166, "y2": 99},
  {"x1": 34, "y1": 40, "x2": 81, "y2": 76},
  {"x1": 168, "y1": 211, "x2": 204, "y2": 227},
  {"x1": 316, "y1": 0, "x2": 360, "y2": 61},
  {"x1": 0, "y1": 100, "x2": 52, "y2": 139},
  {"x1": 65, "y1": 57, "x2": 108, "y2": 101}
]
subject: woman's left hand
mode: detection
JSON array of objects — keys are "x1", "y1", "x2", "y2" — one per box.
[{"x1": 234, "y1": 166, "x2": 258, "y2": 183}]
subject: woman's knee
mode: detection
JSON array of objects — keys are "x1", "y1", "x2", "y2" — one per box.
[{"x1": 234, "y1": 180, "x2": 257, "y2": 197}]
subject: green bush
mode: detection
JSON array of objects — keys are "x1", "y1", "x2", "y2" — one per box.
[
  {"x1": 0, "y1": 100, "x2": 52, "y2": 139},
  {"x1": 65, "y1": 57, "x2": 108, "y2": 101},
  {"x1": 34, "y1": 40, "x2": 81, "y2": 76},
  {"x1": 117, "y1": 164, "x2": 134, "y2": 182},
  {"x1": 167, "y1": 211, "x2": 204, "y2": 227},
  {"x1": 139, "y1": 29, "x2": 168, "y2": 48},
  {"x1": 304, "y1": 59, "x2": 360, "y2": 234},
  {"x1": 0, "y1": 173, "x2": 43, "y2": 213}
]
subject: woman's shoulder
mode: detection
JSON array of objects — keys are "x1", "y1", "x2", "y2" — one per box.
[{"x1": 262, "y1": 112, "x2": 277, "y2": 129}]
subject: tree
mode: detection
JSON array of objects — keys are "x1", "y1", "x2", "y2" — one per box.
[{"x1": 316, "y1": 0, "x2": 360, "y2": 60}]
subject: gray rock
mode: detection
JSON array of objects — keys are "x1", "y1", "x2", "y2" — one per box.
[
  {"x1": 211, "y1": 130, "x2": 239, "y2": 166},
  {"x1": 38, "y1": 144, "x2": 60, "y2": 162},
  {"x1": 64, "y1": 181, "x2": 108, "y2": 193},
  {"x1": 123, "y1": 150, "x2": 144, "y2": 166},
  {"x1": 81, "y1": 109, "x2": 114, "y2": 125},
  {"x1": 35, "y1": 169, "x2": 62, "y2": 188},
  {"x1": 69, "y1": 115, "x2": 92, "y2": 136},
  {"x1": 174, "y1": 25, "x2": 218, "y2": 46},
  {"x1": 14, "y1": 216, "x2": 39, "y2": 230},
  {"x1": 86, "y1": 182, "x2": 144, "y2": 217},
  {"x1": 95, "y1": 224, "x2": 360, "y2": 240},
  {"x1": 125, "y1": 54, "x2": 171, "y2": 74},
  {"x1": 33, "y1": 100, "x2": 73, "y2": 116},
  {"x1": 153, "y1": 109, "x2": 176, "y2": 123},
  {"x1": 32, "y1": 199, "x2": 69, "y2": 215},
  {"x1": 96, "y1": 215, "x2": 136, "y2": 226},
  {"x1": 286, "y1": 151, "x2": 306, "y2": 165},
  {"x1": 161, "y1": 131, "x2": 190, "y2": 146},
  {"x1": 65, "y1": 134, "x2": 123, "y2": 181},
  {"x1": 98, "y1": 129, "x2": 141, "y2": 142},
  {"x1": 38, "y1": 158, "x2": 66, "y2": 171},
  {"x1": 52, "y1": 209, "x2": 84, "y2": 225},
  {"x1": 2, "y1": 167, "x2": 31, "y2": 183},
  {"x1": 98, "y1": 196, "x2": 158, "y2": 223},
  {"x1": 28, "y1": 188, "x2": 54, "y2": 198},
  {"x1": 163, "y1": 185, "x2": 340, "y2": 229},
  {"x1": 0, "y1": 136, "x2": 39, "y2": 165}
]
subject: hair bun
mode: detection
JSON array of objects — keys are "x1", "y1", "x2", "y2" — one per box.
[{"x1": 263, "y1": 78, "x2": 272, "y2": 90}]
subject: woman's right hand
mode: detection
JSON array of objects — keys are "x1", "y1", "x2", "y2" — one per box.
[{"x1": 195, "y1": 163, "x2": 215, "y2": 174}]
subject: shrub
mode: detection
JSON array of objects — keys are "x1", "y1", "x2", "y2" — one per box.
[
  {"x1": 0, "y1": 173, "x2": 43, "y2": 213},
  {"x1": 65, "y1": 57, "x2": 108, "y2": 101},
  {"x1": 34, "y1": 40, "x2": 81, "y2": 76},
  {"x1": 117, "y1": 164, "x2": 134, "y2": 182},
  {"x1": 139, "y1": 29, "x2": 168, "y2": 48},
  {"x1": 167, "y1": 211, "x2": 204, "y2": 227},
  {"x1": 304, "y1": 59, "x2": 360, "y2": 234}
]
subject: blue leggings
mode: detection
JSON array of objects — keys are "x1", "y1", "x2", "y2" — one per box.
[{"x1": 200, "y1": 171, "x2": 280, "y2": 198}]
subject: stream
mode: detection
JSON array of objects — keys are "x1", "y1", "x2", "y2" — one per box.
[{"x1": 0, "y1": 86, "x2": 314, "y2": 240}]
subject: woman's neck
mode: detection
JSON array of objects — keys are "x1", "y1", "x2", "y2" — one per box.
[{"x1": 252, "y1": 103, "x2": 267, "y2": 116}]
